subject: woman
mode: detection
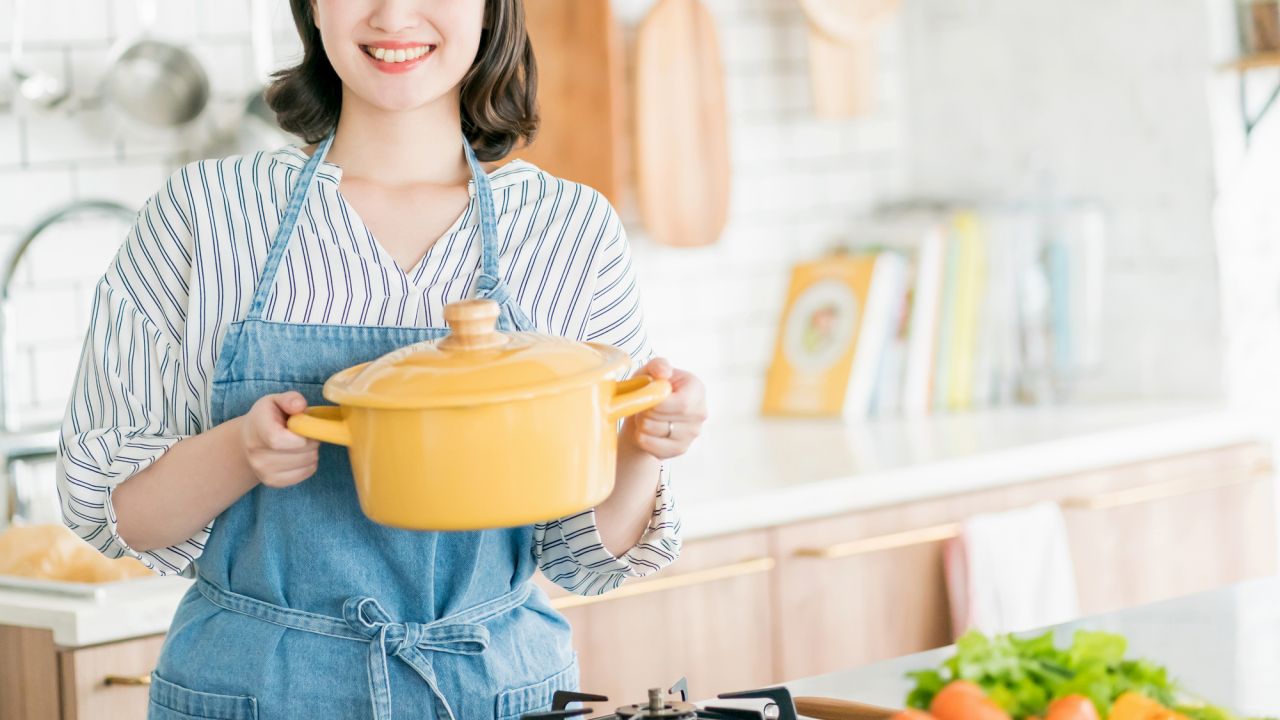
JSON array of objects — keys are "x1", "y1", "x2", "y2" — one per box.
[{"x1": 55, "y1": 1, "x2": 706, "y2": 718}]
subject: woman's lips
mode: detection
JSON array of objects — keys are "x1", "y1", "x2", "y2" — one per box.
[{"x1": 360, "y1": 43, "x2": 436, "y2": 74}]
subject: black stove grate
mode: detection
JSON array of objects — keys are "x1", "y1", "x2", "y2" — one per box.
[{"x1": 520, "y1": 679, "x2": 802, "y2": 720}]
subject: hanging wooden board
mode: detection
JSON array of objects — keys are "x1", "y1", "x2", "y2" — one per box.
[
  {"x1": 633, "y1": 0, "x2": 731, "y2": 247},
  {"x1": 517, "y1": 0, "x2": 625, "y2": 205},
  {"x1": 798, "y1": 0, "x2": 901, "y2": 119}
]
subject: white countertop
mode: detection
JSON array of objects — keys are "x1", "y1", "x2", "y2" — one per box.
[
  {"x1": 0, "y1": 576, "x2": 191, "y2": 647},
  {"x1": 675, "y1": 402, "x2": 1276, "y2": 540},
  {"x1": 0, "y1": 402, "x2": 1271, "y2": 648}
]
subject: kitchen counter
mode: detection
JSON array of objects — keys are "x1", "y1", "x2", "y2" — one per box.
[
  {"x1": 785, "y1": 574, "x2": 1280, "y2": 716},
  {"x1": 677, "y1": 403, "x2": 1275, "y2": 540},
  {"x1": 0, "y1": 402, "x2": 1271, "y2": 649},
  {"x1": 0, "y1": 577, "x2": 191, "y2": 647}
]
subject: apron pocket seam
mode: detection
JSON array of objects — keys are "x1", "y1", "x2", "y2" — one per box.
[
  {"x1": 494, "y1": 655, "x2": 579, "y2": 720},
  {"x1": 149, "y1": 671, "x2": 258, "y2": 720}
]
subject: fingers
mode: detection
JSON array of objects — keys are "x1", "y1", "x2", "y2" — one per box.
[
  {"x1": 629, "y1": 423, "x2": 687, "y2": 460},
  {"x1": 639, "y1": 357, "x2": 674, "y2": 380},
  {"x1": 243, "y1": 392, "x2": 320, "y2": 488},
  {"x1": 636, "y1": 416, "x2": 695, "y2": 441},
  {"x1": 269, "y1": 390, "x2": 308, "y2": 415},
  {"x1": 253, "y1": 393, "x2": 313, "y2": 451},
  {"x1": 259, "y1": 460, "x2": 319, "y2": 488}
]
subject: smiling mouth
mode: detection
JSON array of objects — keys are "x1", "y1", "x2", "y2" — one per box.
[{"x1": 360, "y1": 44, "x2": 436, "y2": 64}]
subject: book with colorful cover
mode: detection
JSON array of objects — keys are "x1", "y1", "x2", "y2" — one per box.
[
  {"x1": 901, "y1": 224, "x2": 946, "y2": 416},
  {"x1": 847, "y1": 251, "x2": 908, "y2": 419},
  {"x1": 946, "y1": 212, "x2": 986, "y2": 411},
  {"x1": 932, "y1": 222, "x2": 962, "y2": 412},
  {"x1": 762, "y1": 251, "x2": 905, "y2": 418}
]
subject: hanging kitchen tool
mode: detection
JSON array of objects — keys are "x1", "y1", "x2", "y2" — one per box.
[
  {"x1": 633, "y1": 0, "x2": 731, "y2": 248},
  {"x1": 287, "y1": 299, "x2": 670, "y2": 531},
  {"x1": 8, "y1": 0, "x2": 71, "y2": 111},
  {"x1": 517, "y1": 0, "x2": 626, "y2": 205},
  {"x1": 101, "y1": 0, "x2": 210, "y2": 130},
  {"x1": 798, "y1": 0, "x2": 901, "y2": 119}
]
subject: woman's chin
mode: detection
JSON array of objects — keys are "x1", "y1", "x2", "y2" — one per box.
[{"x1": 347, "y1": 86, "x2": 455, "y2": 116}]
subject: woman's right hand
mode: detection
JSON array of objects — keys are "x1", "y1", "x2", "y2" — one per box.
[{"x1": 240, "y1": 391, "x2": 320, "y2": 488}]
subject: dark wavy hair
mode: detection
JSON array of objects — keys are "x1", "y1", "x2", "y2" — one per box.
[{"x1": 266, "y1": 0, "x2": 538, "y2": 161}]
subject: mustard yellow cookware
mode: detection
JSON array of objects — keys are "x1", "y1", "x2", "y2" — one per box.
[{"x1": 285, "y1": 299, "x2": 671, "y2": 531}]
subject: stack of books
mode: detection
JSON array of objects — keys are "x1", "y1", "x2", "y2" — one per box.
[{"x1": 763, "y1": 206, "x2": 1105, "y2": 419}]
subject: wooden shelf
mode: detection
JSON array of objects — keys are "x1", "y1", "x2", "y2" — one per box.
[{"x1": 1220, "y1": 52, "x2": 1280, "y2": 71}]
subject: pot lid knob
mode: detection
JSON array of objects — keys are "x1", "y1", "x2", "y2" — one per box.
[{"x1": 439, "y1": 299, "x2": 510, "y2": 351}]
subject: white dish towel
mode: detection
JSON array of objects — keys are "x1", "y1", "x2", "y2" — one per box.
[{"x1": 944, "y1": 501, "x2": 1080, "y2": 636}]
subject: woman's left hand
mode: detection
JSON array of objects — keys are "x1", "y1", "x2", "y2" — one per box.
[{"x1": 627, "y1": 357, "x2": 707, "y2": 460}]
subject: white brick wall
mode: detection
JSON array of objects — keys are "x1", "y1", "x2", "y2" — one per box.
[
  {"x1": 898, "y1": 0, "x2": 1224, "y2": 403},
  {"x1": 1205, "y1": 0, "x2": 1280, "y2": 412},
  {"x1": 0, "y1": 0, "x2": 1232, "y2": 433}
]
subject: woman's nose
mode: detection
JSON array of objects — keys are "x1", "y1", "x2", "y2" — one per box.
[{"x1": 366, "y1": 0, "x2": 424, "y2": 34}]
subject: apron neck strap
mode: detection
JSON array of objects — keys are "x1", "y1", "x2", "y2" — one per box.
[
  {"x1": 245, "y1": 132, "x2": 335, "y2": 321},
  {"x1": 461, "y1": 137, "x2": 502, "y2": 283},
  {"x1": 244, "y1": 132, "x2": 503, "y2": 323}
]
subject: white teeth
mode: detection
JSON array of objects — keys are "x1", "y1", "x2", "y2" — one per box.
[{"x1": 364, "y1": 45, "x2": 431, "y2": 63}]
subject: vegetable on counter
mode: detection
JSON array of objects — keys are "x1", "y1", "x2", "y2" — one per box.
[
  {"x1": 930, "y1": 680, "x2": 1011, "y2": 720},
  {"x1": 904, "y1": 630, "x2": 1272, "y2": 720}
]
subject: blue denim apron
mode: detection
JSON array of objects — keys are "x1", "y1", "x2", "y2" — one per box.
[{"x1": 148, "y1": 134, "x2": 578, "y2": 720}]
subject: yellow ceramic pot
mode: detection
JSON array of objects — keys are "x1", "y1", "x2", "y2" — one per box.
[{"x1": 286, "y1": 299, "x2": 671, "y2": 531}]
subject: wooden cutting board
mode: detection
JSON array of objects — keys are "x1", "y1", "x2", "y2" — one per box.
[
  {"x1": 799, "y1": 0, "x2": 901, "y2": 118},
  {"x1": 516, "y1": 0, "x2": 625, "y2": 205},
  {"x1": 634, "y1": 0, "x2": 731, "y2": 247}
]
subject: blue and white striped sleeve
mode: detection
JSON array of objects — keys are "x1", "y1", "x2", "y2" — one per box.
[
  {"x1": 56, "y1": 169, "x2": 205, "y2": 577},
  {"x1": 533, "y1": 208, "x2": 682, "y2": 596}
]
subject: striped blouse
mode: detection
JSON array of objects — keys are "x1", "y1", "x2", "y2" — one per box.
[{"x1": 55, "y1": 145, "x2": 681, "y2": 596}]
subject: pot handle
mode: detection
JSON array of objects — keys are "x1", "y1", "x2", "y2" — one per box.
[
  {"x1": 608, "y1": 375, "x2": 672, "y2": 422},
  {"x1": 286, "y1": 406, "x2": 351, "y2": 446}
]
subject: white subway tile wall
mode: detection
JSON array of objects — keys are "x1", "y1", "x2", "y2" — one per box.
[
  {"x1": 1205, "y1": 0, "x2": 1280, "y2": 413},
  {"x1": 0, "y1": 0, "x2": 1238, "y2": 433},
  {"x1": 899, "y1": 0, "x2": 1225, "y2": 403}
]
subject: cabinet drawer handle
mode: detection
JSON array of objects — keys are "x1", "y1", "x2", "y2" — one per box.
[
  {"x1": 549, "y1": 556, "x2": 775, "y2": 610},
  {"x1": 794, "y1": 522, "x2": 961, "y2": 560},
  {"x1": 1061, "y1": 467, "x2": 1267, "y2": 511},
  {"x1": 103, "y1": 674, "x2": 152, "y2": 687}
]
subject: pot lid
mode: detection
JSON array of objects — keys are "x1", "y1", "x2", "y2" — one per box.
[{"x1": 322, "y1": 299, "x2": 631, "y2": 409}]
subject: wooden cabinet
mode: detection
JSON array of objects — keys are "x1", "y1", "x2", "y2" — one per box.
[
  {"x1": 538, "y1": 530, "x2": 776, "y2": 703},
  {"x1": 0, "y1": 627, "x2": 162, "y2": 720},
  {"x1": 769, "y1": 442, "x2": 1277, "y2": 681},
  {"x1": 58, "y1": 635, "x2": 164, "y2": 720},
  {"x1": 0, "y1": 626, "x2": 60, "y2": 720},
  {"x1": 1063, "y1": 443, "x2": 1276, "y2": 615},
  {"x1": 771, "y1": 496, "x2": 961, "y2": 679}
]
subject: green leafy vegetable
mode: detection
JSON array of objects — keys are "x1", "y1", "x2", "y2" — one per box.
[{"x1": 902, "y1": 629, "x2": 1248, "y2": 719}]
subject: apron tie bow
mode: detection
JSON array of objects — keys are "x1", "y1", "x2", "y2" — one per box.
[{"x1": 341, "y1": 595, "x2": 491, "y2": 720}]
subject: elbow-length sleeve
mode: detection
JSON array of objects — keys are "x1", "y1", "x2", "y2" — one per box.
[
  {"x1": 56, "y1": 169, "x2": 204, "y2": 576},
  {"x1": 533, "y1": 205, "x2": 682, "y2": 596}
]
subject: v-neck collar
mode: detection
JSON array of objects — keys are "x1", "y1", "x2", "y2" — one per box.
[{"x1": 270, "y1": 144, "x2": 532, "y2": 286}]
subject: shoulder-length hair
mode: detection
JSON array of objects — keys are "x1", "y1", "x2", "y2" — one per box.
[{"x1": 265, "y1": 0, "x2": 538, "y2": 161}]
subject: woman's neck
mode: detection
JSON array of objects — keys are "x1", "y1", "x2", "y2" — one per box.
[{"x1": 324, "y1": 91, "x2": 472, "y2": 188}]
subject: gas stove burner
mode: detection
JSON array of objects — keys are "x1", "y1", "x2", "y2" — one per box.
[
  {"x1": 522, "y1": 679, "x2": 801, "y2": 720},
  {"x1": 614, "y1": 689, "x2": 699, "y2": 720}
]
